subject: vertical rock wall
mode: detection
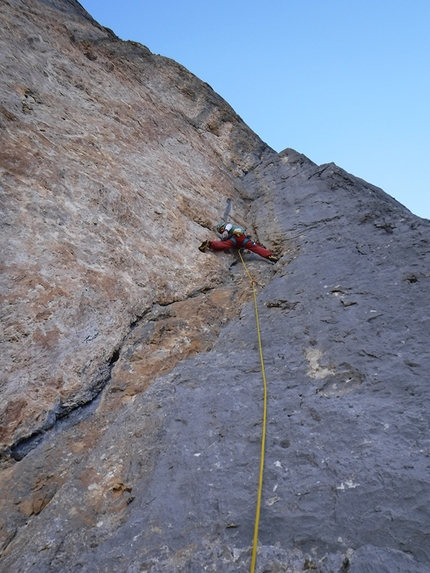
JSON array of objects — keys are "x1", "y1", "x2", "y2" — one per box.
[
  {"x1": 1, "y1": 1, "x2": 430, "y2": 572},
  {"x1": 0, "y1": 0, "x2": 270, "y2": 458}
]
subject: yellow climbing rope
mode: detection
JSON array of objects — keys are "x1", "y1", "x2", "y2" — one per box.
[{"x1": 238, "y1": 250, "x2": 268, "y2": 573}]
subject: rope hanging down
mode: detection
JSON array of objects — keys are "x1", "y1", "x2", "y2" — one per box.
[{"x1": 238, "y1": 250, "x2": 268, "y2": 573}]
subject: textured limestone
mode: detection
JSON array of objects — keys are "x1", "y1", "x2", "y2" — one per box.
[
  {"x1": 1, "y1": 1, "x2": 430, "y2": 572},
  {"x1": 0, "y1": 0, "x2": 268, "y2": 458}
]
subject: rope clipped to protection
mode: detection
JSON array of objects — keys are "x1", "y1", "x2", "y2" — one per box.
[{"x1": 238, "y1": 250, "x2": 268, "y2": 573}]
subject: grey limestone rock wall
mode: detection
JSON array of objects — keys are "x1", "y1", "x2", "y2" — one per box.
[
  {"x1": 2, "y1": 153, "x2": 429, "y2": 572},
  {"x1": 1, "y1": 0, "x2": 430, "y2": 572}
]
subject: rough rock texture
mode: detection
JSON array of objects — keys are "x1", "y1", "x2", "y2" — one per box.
[
  {"x1": 1, "y1": 1, "x2": 430, "y2": 572},
  {"x1": 0, "y1": 0, "x2": 268, "y2": 457}
]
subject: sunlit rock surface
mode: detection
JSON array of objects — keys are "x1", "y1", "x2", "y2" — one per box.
[{"x1": 1, "y1": 1, "x2": 430, "y2": 572}]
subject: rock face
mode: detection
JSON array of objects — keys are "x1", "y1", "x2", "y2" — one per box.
[
  {"x1": 1, "y1": 1, "x2": 430, "y2": 572},
  {"x1": 0, "y1": 0, "x2": 268, "y2": 456}
]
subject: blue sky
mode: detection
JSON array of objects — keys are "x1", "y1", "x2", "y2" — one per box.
[{"x1": 80, "y1": 0, "x2": 430, "y2": 220}]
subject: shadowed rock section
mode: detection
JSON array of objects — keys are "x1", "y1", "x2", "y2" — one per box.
[{"x1": 1, "y1": 1, "x2": 430, "y2": 572}]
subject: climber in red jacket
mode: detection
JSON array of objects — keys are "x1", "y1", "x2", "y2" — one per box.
[{"x1": 199, "y1": 222, "x2": 279, "y2": 263}]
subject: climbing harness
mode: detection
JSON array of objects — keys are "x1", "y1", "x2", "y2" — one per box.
[
  {"x1": 228, "y1": 235, "x2": 250, "y2": 248},
  {"x1": 238, "y1": 250, "x2": 268, "y2": 573}
]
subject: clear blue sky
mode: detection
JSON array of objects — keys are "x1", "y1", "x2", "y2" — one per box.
[{"x1": 80, "y1": 0, "x2": 430, "y2": 220}]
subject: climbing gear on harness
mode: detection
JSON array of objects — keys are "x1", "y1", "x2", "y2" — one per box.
[
  {"x1": 238, "y1": 250, "x2": 268, "y2": 573},
  {"x1": 268, "y1": 255, "x2": 279, "y2": 263},
  {"x1": 198, "y1": 240, "x2": 210, "y2": 252}
]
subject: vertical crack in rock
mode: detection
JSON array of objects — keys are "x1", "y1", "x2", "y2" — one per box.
[
  {"x1": 5, "y1": 274, "x2": 258, "y2": 464},
  {"x1": 7, "y1": 343, "x2": 122, "y2": 463}
]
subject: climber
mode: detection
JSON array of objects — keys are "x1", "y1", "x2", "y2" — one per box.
[{"x1": 199, "y1": 222, "x2": 279, "y2": 263}]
